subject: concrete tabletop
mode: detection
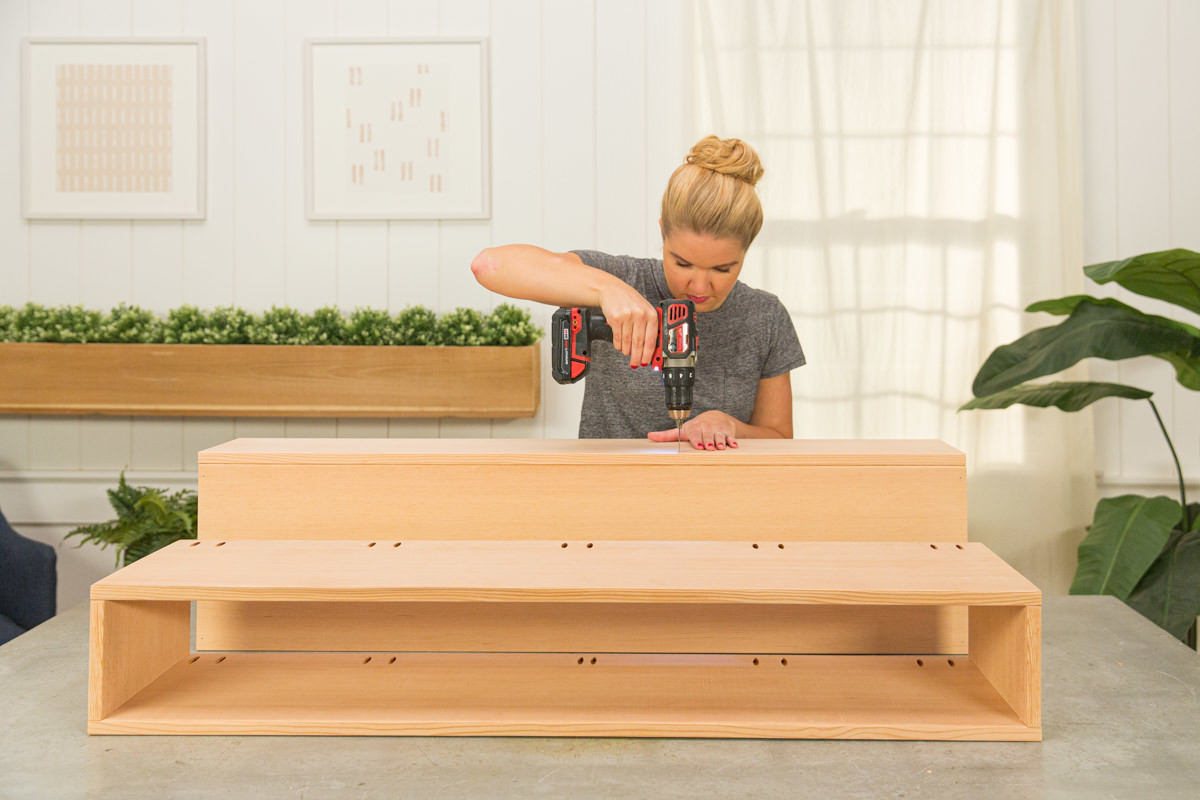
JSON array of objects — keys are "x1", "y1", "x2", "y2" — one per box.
[{"x1": 2, "y1": 596, "x2": 1198, "y2": 799}]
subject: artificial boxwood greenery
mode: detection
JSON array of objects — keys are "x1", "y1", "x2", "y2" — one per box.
[{"x1": 0, "y1": 302, "x2": 542, "y2": 347}]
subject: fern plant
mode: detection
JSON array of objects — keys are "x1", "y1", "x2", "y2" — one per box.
[{"x1": 65, "y1": 473, "x2": 198, "y2": 566}]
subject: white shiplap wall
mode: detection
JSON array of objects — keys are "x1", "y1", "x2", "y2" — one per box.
[
  {"x1": 1078, "y1": 0, "x2": 1200, "y2": 500},
  {"x1": 0, "y1": 0, "x2": 690, "y2": 607}
]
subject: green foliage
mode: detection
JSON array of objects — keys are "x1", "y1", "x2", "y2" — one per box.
[
  {"x1": 64, "y1": 472, "x2": 198, "y2": 566},
  {"x1": 345, "y1": 308, "x2": 399, "y2": 345},
  {"x1": 0, "y1": 303, "x2": 543, "y2": 346},
  {"x1": 961, "y1": 247, "x2": 1200, "y2": 645},
  {"x1": 435, "y1": 307, "x2": 488, "y2": 346}
]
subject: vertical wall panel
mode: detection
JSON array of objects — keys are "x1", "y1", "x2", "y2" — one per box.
[
  {"x1": 0, "y1": 0, "x2": 31, "y2": 470},
  {"x1": 1077, "y1": 0, "x2": 1121, "y2": 484},
  {"x1": 1167, "y1": 0, "x2": 1200, "y2": 482},
  {"x1": 232, "y1": 0, "x2": 288, "y2": 309},
  {"x1": 284, "y1": 0, "x2": 337, "y2": 312},
  {"x1": 597, "y1": 0, "x2": 647, "y2": 257},
  {"x1": 645, "y1": 0, "x2": 693, "y2": 258}
]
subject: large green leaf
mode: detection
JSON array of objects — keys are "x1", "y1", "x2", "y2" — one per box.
[
  {"x1": 1070, "y1": 495, "x2": 1181, "y2": 599},
  {"x1": 1126, "y1": 524, "x2": 1200, "y2": 641},
  {"x1": 972, "y1": 300, "x2": 1200, "y2": 396},
  {"x1": 960, "y1": 380, "x2": 1151, "y2": 412},
  {"x1": 1085, "y1": 248, "x2": 1200, "y2": 316}
]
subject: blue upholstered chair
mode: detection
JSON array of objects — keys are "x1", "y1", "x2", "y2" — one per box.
[{"x1": 0, "y1": 505, "x2": 56, "y2": 646}]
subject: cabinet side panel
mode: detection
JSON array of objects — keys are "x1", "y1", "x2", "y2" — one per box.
[{"x1": 89, "y1": 600, "x2": 191, "y2": 722}]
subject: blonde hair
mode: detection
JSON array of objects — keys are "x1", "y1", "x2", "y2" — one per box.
[{"x1": 661, "y1": 136, "x2": 764, "y2": 251}]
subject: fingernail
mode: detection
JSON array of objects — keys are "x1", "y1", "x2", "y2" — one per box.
[{"x1": 631, "y1": 365, "x2": 638, "y2": 370}]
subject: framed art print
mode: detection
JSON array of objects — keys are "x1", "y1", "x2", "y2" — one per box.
[
  {"x1": 21, "y1": 38, "x2": 206, "y2": 219},
  {"x1": 305, "y1": 38, "x2": 490, "y2": 220}
]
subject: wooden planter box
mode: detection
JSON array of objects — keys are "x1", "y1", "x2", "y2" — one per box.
[{"x1": 0, "y1": 342, "x2": 539, "y2": 418}]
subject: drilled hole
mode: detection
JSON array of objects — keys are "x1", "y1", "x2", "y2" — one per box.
[
  {"x1": 367, "y1": 542, "x2": 376, "y2": 548},
  {"x1": 590, "y1": 657, "x2": 597, "y2": 665},
  {"x1": 388, "y1": 656, "x2": 396, "y2": 664},
  {"x1": 780, "y1": 658, "x2": 788, "y2": 666},
  {"x1": 916, "y1": 659, "x2": 924, "y2": 667},
  {"x1": 189, "y1": 656, "x2": 200, "y2": 664},
  {"x1": 189, "y1": 542, "x2": 200, "y2": 547},
  {"x1": 578, "y1": 657, "x2": 585, "y2": 665},
  {"x1": 752, "y1": 658, "x2": 759, "y2": 666},
  {"x1": 216, "y1": 656, "x2": 226, "y2": 664},
  {"x1": 393, "y1": 542, "x2": 402, "y2": 548},
  {"x1": 955, "y1": 544, "x2": 964, "y2": 550},
  {"x1": 561, "y1": 542, "x2": 569, "y2": 548},
  {"x1": 777, "y1": 543, "x2": 785, "y2": 549},
  {"x1": 752, "y1": 543, "x2": 759, "y2": 549},
  {"x1": 215, "y1": 542, "x2": 226, "y2": 547},
  {"x1": 930, "y1": 544, "x2": 938, "y2": 549},
  {"x1": 947, "y1": 659, "x2": 956, "y2": 667},
  {"x1": 363, "y1": 657, "x2": 372, "y2": 664},
  {"x1": 586, "y1": 542, "x2": 594, "y2": 548}
]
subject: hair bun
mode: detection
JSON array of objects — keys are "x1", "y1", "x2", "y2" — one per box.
[{"x1": 685, "y1": 135, "x2": 764, "y2": 186}]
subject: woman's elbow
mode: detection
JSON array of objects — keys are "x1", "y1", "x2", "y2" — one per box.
[{"x1": 470, "y1": 247, "x2": 501, "y2": 288}]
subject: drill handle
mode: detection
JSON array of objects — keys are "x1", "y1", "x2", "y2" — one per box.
[{"x1": 551, "y1": 306, "x2": 612, "y2": 384}]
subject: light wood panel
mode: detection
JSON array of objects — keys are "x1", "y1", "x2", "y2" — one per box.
[
  {"x1": 0, "y1": 344, "x2": 539, "y2": 418},
  {"x1": 197, "y1": 439, "x2": 966, "y2": 541},
  {"x1": 970, "y1": 604, "x2": 1042, "y2": 728},
  {"x1": 88, "y1": 599, "x2": 189, "y2": 721},
  {"x1": 95, "y1": 540, "x2": 1038, "y2": 606},
  {"x1": 90, "y1": 652, "x2": 1036, "y2": 739},
  {"x1": 195, "y1": 601, "x2": 965, "y2": 654}
]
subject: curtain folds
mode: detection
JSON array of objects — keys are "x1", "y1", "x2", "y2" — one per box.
[{"x1": 695, "y1": 0, "x2": 1092, "y2": 591}]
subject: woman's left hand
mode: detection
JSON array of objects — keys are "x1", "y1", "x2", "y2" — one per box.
[{"x1": 647, "y1": 410, "x2": 740, "y2": 451}]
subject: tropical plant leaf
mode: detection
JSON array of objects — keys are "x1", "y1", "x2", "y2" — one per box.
[
  {"x1": 1070, "y1": 495, "x2": 1181, "y2": 599},
  {"x1": 972, "y1": 300, "x2": 1200, "y2": 396},
  {"x1": 1085, "y1": 248, "x2": 1200, "y2": 316},
  {"x1": 1027, "y1": 295, "x2": 1200, "y2": 337},
  {"x1": 959, "y1": 380, "x2": 1152, "y2": 412},
  {"x1": 1126, "y1": 525, "x2": 1200, "y2": 641}
]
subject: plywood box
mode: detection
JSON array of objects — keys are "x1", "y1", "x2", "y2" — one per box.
[{"x1": 88, "y1": 539, "x2": 1041, "y2": 740}]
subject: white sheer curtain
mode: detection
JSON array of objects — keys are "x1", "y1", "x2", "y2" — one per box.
[{"x1": 695, "y1": 0, "x2": 1093, "y2": 591}]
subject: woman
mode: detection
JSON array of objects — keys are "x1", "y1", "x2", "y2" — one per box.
[{"x1": 471, "y1": 136, "x2": 804, "y2": 451}]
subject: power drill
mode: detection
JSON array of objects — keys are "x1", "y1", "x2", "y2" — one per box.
[{"x1": 551, "y1": 298, "x2": 698, "y2": 431}]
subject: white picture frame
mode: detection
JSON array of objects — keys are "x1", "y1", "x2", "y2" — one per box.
[
  {"x1": 21, "y1": 38, "x2": 206, "y2": 220},
  {"x1": 305, "y1": 38, "x2": 490, "y2": 220}
]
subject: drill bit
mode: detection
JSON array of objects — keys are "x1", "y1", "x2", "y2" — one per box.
[{"x1": 676, "y1": 419, "x2": 682, "y2": 453}]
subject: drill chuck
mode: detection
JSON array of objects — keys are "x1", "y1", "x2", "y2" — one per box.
[{"x1": 664, "y1": 366, "x2": 694, "y2": 419}]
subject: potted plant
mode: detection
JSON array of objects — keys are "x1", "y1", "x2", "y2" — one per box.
[
  {"x1": 0, "y1": 302, "x2": 543, "y2": 419},
  {"x1": 65, "y1": 473, "x2": 198, "y2": 566},
  {"x1": 961, "y1": 248, "x2": 1200, "y2": 646}
]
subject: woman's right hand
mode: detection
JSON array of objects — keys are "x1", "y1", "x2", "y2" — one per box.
[{"x1": 598, "y1": 282, "x2": 660, "y2": 370}]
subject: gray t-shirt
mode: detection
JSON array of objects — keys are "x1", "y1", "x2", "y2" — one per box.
[{"x1": 572, "y1": 250, "x2": 806, "y2": 438}]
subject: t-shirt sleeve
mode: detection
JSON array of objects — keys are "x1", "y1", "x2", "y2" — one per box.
[
  {"x1": 572, "y1": 250, "x2": 636, "y2": 282},
  {"x1": 762, "y1": 298, "x2": 806, "y2": 378}
]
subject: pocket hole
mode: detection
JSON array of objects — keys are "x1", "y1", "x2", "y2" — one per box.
[
  {"x1": 215, "y1": 542, "x2": 226, "y2": 547},
  {"x1": 367, "y1": 542, "x2": 376, "y2": 547},
  {"x1": 189, "y1": 542, "x2": 200, "y2": 547},
  {"x1": 947, "y1": 659, "x2": 955, "y2": 667},
  {"x1": 930, "y1": 544, "x2": 938, "y2": 549},
  {"x1": 216, "y1": 656, "x2": 226, "y2": 664},
  {"x1": 916, "y1": 659, "x2": 924, "y2": 667},
  {"x1": 393, "y1": 542, "x2": 402, "y2": 548},
  {"x1": 189, "y1": 656, "x2": 200, "y2": 664},
  {"x1": 388, "y1": 656, "x2": 396, "y2": 664},
  {"x1": 363, "y1": 657, "x2": 372, "y2": 664},
  {"x1": 955, "y1": 544, "x2": 964, "y2": 550}
]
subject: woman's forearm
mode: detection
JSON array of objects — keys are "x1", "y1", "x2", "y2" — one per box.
[{"x1": 471, "y1": 245, "x2": 619, "y2": 308}]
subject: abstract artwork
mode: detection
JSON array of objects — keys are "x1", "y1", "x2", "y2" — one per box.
[
  {"x1": 306, "y1": 39, "x2": 490, "y2": 219},
  {"x1": 21, "y1": 39, "x2": 206, "y2": 219}
]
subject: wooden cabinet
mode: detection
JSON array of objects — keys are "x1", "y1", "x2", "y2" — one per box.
[{"x1": 88, "y1": 438, "x2": 1041, "y2": 740}]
